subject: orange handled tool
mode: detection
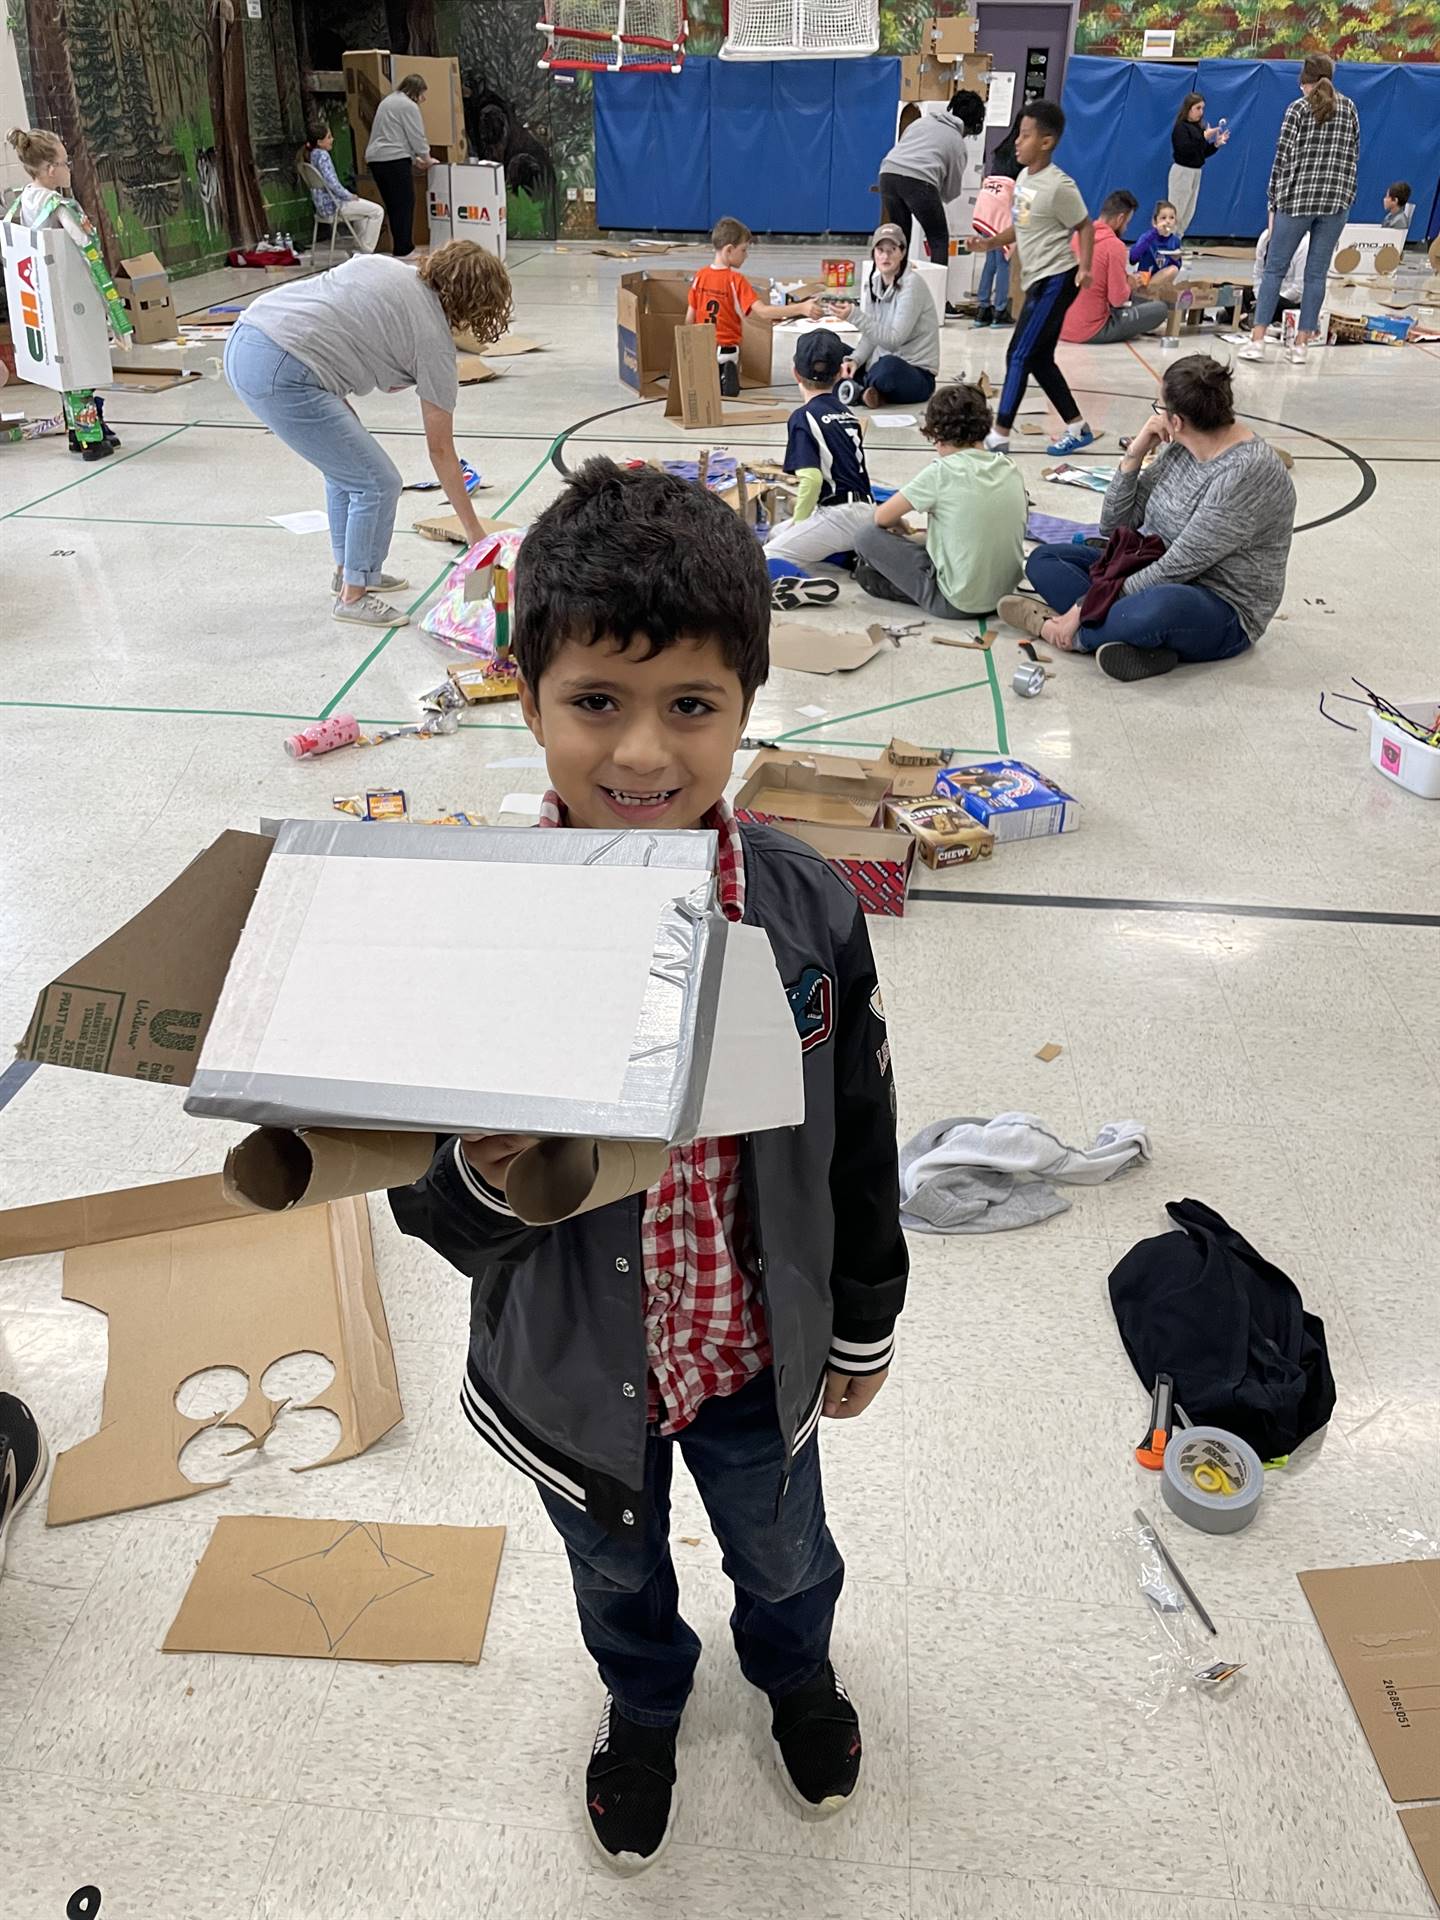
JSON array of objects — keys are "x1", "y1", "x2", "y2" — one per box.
[{"x1": 1135, "y1": 1372, "x2": 1174, "y2": 1470}]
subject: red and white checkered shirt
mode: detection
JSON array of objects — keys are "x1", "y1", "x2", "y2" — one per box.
[{"x1": 537, "y1": 792, "x2": 771, "y2": 1434}]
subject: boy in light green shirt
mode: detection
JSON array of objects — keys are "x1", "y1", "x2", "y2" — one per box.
[{"x1": 853, "y1": 382, "x2": 1027, "y2": 617}]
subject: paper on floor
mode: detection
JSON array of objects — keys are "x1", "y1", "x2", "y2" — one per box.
[{"x1": 269, "y1": 510, "x2": 331, "y2": 535}]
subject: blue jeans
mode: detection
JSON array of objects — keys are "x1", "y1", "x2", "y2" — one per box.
[
  {"x1": 224, "y1": 323, "x2": 402, "y2": 589},
  {"x1": 1025, "y1": 543, "x2": 1250, "y2": 663},
  {"x1": 862, "y1": 354, "x2": 937, "y2": 405},
  {"x1": 538, "y1": 1369, "x2": 843, "y2": 1727},
  {"x1": 978, "y1": 246, "x2": 1009, "y2": 309},
  {"x1": 1255, "y1": 209, "x2": 1350, "y2": 335}
]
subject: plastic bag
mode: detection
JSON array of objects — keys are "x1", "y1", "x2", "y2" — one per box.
[
  {"x1": 420, "y1": 527, "x2": 525, "y2": 656},
  {"x1": 1110, "y1": 1515, "x2": 1245, "y2": 1718}
]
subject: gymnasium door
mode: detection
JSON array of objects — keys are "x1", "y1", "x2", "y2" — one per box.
[{"x1": 974, "y1": 3, "x2": 1073, "y2": 167}]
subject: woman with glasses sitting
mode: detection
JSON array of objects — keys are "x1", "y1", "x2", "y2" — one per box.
[{"x1": 997, "y1": 356, "x2": 1295, "y2": 683}]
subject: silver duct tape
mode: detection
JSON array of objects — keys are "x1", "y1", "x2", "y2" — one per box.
[
  {"x1": 270, "y1": 818, "x2": 720, "y2": 873},
  {"x1": 1161, "y1": 1427, "x2": 1265, "y2": 1534}
]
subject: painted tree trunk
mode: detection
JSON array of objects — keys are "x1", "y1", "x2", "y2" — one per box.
[
  {"x1": 22, "y1": 0, "x2": 119, "y2": 271},
  {"x1": 207, "y1": 0, "x2": 267, "y2": 247}
]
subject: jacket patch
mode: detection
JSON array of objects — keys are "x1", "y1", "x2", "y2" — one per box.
[
  {"x1": 786, "y1": 966, "x2": 835, "y2": 1053},
  {"x1": 869, "y1": 985, "x2": 885, "y2": 1021}
]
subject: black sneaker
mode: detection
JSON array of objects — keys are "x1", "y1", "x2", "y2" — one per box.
[
  {"x1": 771, "y1": 1661, "x2": 862, "y2": 1819},
  {"x1": 0, "y1": 1393, "x2": 47, "y2": 1573},
  {"x1": 1096, "y1": 640, "x2": 1180, "y2": 682},
  {"x1": 585, "y1": 1693, "x2": 678, "y2": 1874},
  {"x1": 974, "y1": 302, "x2": 994, "y2": 328}
]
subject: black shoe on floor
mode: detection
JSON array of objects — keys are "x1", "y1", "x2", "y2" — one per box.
[
  {"x1": 80, "y1": 440, "x2": 114, "y2": 462},
  {"x1": 0, "y1": 1392, "x2": 48, "y2": 1573},
  {"x1": 585, "y1": 1693, "x2": 678, "y2": 1875},
  {"x1": 771, "y1": 1662, "x2": 862, "y2": 1819},
  {"x1": 974, "y1": 303, "x2": 994, "y2": 327},
  {"x1": 1096, "y1": 640, "x2": 1180, "y2": 683}
]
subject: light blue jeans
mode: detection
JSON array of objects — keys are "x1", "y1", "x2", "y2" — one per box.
[
  {"x1": 1254, "y1": 209, "x2": 1349, "y2": 336},
  {"x1": 978, "y1": 245, "x2": 1009, "y2": 309},
  {"x1": 224, "y1": 323, "x2": 402, "y2": 590}
]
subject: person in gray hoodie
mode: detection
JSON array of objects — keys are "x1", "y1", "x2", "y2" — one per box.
[
  {"x1": 832, "y1": 223, "x2": 941, "y2": 407},
  {"x1": 878, "y1": 88, "x2": 984, "y2": 286}
]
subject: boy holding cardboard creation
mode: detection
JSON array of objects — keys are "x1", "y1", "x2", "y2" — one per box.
[{"x1": 391, "y1": 459, "x2": 906, "y2": 1875}]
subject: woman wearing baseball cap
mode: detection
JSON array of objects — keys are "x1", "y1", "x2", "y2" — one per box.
[{"x1": 831, "y1": 223, "x2": 940, "y2": 409}]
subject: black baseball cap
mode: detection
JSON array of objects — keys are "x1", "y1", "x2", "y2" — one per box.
[{"x1": 793, "y1": 327, "x2": 847, "y2": 386}]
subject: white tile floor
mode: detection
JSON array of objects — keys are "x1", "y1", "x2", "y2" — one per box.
[{"x1": 1, "y1": 243, "x2": 1438, "y2": 1918}]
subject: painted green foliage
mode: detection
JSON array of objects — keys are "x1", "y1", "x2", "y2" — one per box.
[{"x1": 1075, "y1": 0, "x2": 1439, "y2": 60}]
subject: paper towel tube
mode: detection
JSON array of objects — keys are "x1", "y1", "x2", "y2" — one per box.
[
  {"x1": 504, "y1": 1138, "x2": 668, "y2": 1226},
  {"x1": 224, "y1": 1127, "x2": 439, "y2": 1213}
]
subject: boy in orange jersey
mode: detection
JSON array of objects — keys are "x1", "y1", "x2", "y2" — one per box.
[{"x1": 688, "y1": 216, "x2": 821, "y2": 395}]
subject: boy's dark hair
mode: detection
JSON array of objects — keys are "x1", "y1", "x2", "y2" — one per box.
[
  {"x1": 1020, "y1": 99, "x2": 1065, "y2": 143},
  {"x1": 922, "y1": 381, "x2": 992, "y2": 448},
  {"x1": 1153, "y1": 197, "x2": 1176, "y2": 219},
  {"x1": 948, "y1": 88, "x2": 986, "y2": 134},
  {"x1": 1100, "y1": 189, "x2": 1138, "y2": 223},
  {"x1": 1160, "y1": 354, "x2": 1234, "y2": 433},
  {"x1": 513, "y1": 459, "x2": 770, "y2": 700},
  {"x1": 1387, "y1": 179, "x2": 1411, "y2": 204},
  {"x1": 711, "y1": 215, "x2": 753, "y2": 250}
]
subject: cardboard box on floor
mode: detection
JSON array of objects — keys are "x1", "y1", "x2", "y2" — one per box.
[
  {"x1": 162, "y1": 1515, "x2": 506, "y2": 1665},
  {"x1": 15, "y1": 819, "x2": 804, "y2": 1212},
  {"x1": 114, "y1": 252, "x2": 178, "y2": 344},
  {"x1": 617, "y1": 270, "x2": 774, "y2": 402},
  {"x1": 733, "y1": 748, "x2": 924, "y2": 915}
]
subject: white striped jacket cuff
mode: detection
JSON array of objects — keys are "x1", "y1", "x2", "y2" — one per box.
[
  {"x1": 453, "y1": 1137, "x2": 517, "y2": 1215},
  {"x1": 827, "y1": 1331, "x2": 895, "y2": 1376}
]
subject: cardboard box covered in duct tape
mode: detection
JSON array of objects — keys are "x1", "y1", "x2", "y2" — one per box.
[
  {"x1": 14, "y1": 821, "x2": 805, "y2": 1152},
  {"x1": 732, "y1": 749, "x2": 918, "y2": 916},
  {"x1": 617, "y1": 270, "x2": 772, "y2": 400}
]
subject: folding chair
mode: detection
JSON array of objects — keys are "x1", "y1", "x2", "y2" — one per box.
[{"x1": 298, "y1": 162, "x2": 369, "y2": 268}]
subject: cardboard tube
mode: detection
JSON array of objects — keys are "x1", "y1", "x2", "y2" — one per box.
[
  {"x1": 504, "y1": 1138, "x2": 668, "y2": 1227},
  {"x1": 224, "y1": 1127, "x2": 438, "y2": 1213}
]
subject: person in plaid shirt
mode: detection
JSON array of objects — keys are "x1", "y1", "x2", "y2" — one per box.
[
  {"x1": 1241, "y1": 52, "x2": 1359, "y2": 367},
  {"x1": 391, "y1": 459, "x2": 907, "y2": 1875}
]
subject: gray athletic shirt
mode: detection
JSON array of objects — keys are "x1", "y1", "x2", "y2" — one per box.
[
  {"x1": 1100, "y1": 436, "x2": 1295, "y2": 641},
  {"x1": 241, "y1": 255, "x2": 459, "y2": 413},
  {"x1": 366, "y1": 91, "x2": 430, "y2": 164}
]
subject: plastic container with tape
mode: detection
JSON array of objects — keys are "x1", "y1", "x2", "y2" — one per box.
[
  {"x1": 1370, "y1": 701, "x2": 1440, "y2": 799},
  {"x1": 1162, "y1": 1427, "x2": 1264, "y2": 1534}
]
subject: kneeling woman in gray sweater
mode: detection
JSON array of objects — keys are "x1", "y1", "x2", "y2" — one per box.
[
  {"x1": 832, "y1": 222, "x2": 940, "y2": 408},
  {"x1": 1009, "y1": 356, "x2": 1295, "y2": 682}
]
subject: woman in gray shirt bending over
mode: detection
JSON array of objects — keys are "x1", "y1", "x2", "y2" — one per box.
[{"x1": 1004, "y1": 357, "x2": 1295, "y2": 683}]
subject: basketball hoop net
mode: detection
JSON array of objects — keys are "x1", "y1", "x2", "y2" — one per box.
[
  {"x1": 719, "y1": 0, "x2": 878, "y2": 59},
  {"x1": 537, "y1": 0, "x2": 688, "y2": 71}
]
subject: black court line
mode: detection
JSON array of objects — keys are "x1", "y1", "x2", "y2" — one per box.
[
  {"x1": 0, "y1": 1059, "x2": 39, "y2": 1117},
  {"x1": 908, "y1": 888, "x2": 1440, "y2": 928}
]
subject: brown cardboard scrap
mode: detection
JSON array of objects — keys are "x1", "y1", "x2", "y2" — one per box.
[
  {"x1": 1035, "y1": 1042, "x2": 1064, "y2": 1063},
  {"x1": 1298, "y1": 1560, "x2": 1440, "y2": 1802},
  {"x1": 1400, "y1": 1805, "x2": 1440, "y2": 1907},
  {"x1": 108, "y1": 367, "x2": 200, "y2": 392},
  {"x1": 1430, "y1": 235, "x2": 1440, "y2": 273},
  {"x1": 47, "y1": 1199, "x2": 403, "y2": 1526},
  {"x1": 665, "y1": 322, "x2": 789, "y2": 430},
  {"x1": 453, "y1": 329, "x2": 543, "y2": 355},
  {"x1": 162, "y1": 1516, "x2": 504, "y2": 1664},
  {"x1": 456, "y1": 353, "x2": 496, "y2": 384},
  {"x1": 413, "y1": 510, "x2": 516, "y2": 546},
  {"x1": 1333, "y1": 244, "x2": 1363, "y2": 274},
  {"x1": 769, "y1": 622, "x2": 888, "y2": 675},
  {"x1": 0, "y1": 1173, "x2": 239, "y2": 1261},
  {"x1": 18, "y1": 828, "x2": 274, "y2": 1088},
  {"x1": 1372, "y1": 243, "x2": 1403, "y2": 276}
]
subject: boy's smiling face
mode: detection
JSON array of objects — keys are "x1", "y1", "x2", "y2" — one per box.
[{"x1": 520, "y1": 632, "x2": 752, "y2": 831}]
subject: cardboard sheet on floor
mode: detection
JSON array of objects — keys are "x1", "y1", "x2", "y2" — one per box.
[
  {"x1": 456, "y1": 353, "x2": 496, "y2": 384},
  {"x1": 1400, "y1": 1805, "x2": 1440, "y2": 1907},
  {"x1": 665, "y1": 322, "x2": 789, "y2": 431},
  {"x1": 0, "y1": 1172, "x2": 238, "y2": 1261},
  {"x1": 453, "y1": 330, "x2": 543, "y2": 356},
  {"x1": 770, "y1": 623, "x2": 889, "y2": 675},
  {"x1": 413, "y1": 510, "x2": 516, "y2": 545},
  {"x1": 162, "y1": 1515, "x2": 504, "y2": 1664},
  {"x1": 107, "y1": 366, "x2": 200, "y2": 392},
  {"x1": 46, "y1": 1197, "x2": 403, "y2": 1526},
  {"x1": 1298, "y1": 1560, "x2": 1440, "y2": 1802}
]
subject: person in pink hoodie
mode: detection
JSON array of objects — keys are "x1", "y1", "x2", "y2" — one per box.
[{"x1": 1061, "y1": 191, "x2": 1167, "y2": 345}]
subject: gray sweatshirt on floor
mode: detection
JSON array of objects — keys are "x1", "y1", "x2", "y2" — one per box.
[
  {"x1": 852, "y1": 268, "x2": 941, "y2": 374},
  {"x1": 1099, "y1": 437, "x2": 1296, "y2": 641}
]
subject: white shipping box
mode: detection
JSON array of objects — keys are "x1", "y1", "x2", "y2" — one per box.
[
  {"x1": 1, "y1": 218, "x2": 115, "y2": 391},
  {"x1": 429, "y1": 162, "x2": 507, "y2": 260},
  {"x1": 184, "y1": 821, "x2": 800, "y2": 1142}
]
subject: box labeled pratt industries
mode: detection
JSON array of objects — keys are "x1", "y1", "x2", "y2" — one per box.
[{"x1": 934, "y1": 761, "x2": 1080, "y2": 842}]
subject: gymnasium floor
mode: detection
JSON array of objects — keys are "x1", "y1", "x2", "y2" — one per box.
[{"x1": 1, "y1": 242, "x2": 1437, "y2": 1919}]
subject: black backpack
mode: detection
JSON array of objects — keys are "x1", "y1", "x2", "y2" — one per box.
[{"x1": 1107, "y1": 1198, "x2": 1336, "y2": 1459}]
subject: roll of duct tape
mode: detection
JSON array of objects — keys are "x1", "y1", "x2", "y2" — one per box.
[{"x1": 1161, "y1": 1426, "x2": 1264, "y2": 1534}]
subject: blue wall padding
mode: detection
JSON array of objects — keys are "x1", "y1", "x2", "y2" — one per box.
[
  {"x1": 596, "y1": 57, "x2": 902, "y2": 234},
  {"x1": 1060, "y1": 56, "x2": 1440, "y2": 242}
]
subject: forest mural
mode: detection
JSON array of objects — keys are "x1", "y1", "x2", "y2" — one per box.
[{"x1": 12, "y1": 0, "x2": 1433, "y2": 275}]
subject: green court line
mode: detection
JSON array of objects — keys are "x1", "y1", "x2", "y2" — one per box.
[
  {"x1": 0, "y1": 423, "x2": 192, "y2": 523},
  {"x1": 983, "y1": 645, "x2": 1009, "y2": 756},
  {"x1": 314, "y1": 430, "x2": 567, "y2": 721},
  {"x1": 773, "y1": 677, "x2": 992, "y2": 744},
  {"x1": 18, "y1": 512, "x2": 276, "y2": 530},
  {"x1": 0, "y1": 700, "x2": 320, "y2": 721}
]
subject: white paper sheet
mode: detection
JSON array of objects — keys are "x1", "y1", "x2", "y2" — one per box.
[
  {"x1": 234, "y1": 858, "x2": 707, "y2": 1107},
  {"x1": 873, "y1": 413, "x2": 917, "y2": 428},
  {"x1": 269, "y1": 510, "x2": 331, "y2": 535},
  {"x1": 797, "y1": 704, "x2": 827, "y2": 719},
  {"x1": 985, "y1": 72, "x2": 1016, "y2": 128},
  {"x1": 695, "y1": 924, "x2": 805, "y2": 1138}
]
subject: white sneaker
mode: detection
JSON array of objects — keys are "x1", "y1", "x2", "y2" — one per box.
[
  {"x1": 1238, "y1": 342, "x2": 1266, "y2": 362},
  {"x1": 984, "y1": 429, "x2": 1011, "y2": 453},
  {"x1": 1288, "y1": 343, "x2": 1308, "y2": 366},
  {"x1": 333, "y1": 566, "x2": 410, "y2": 594},
  {"x1": 333, "y1": 592, "x2": 410, "y2": 628}
]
